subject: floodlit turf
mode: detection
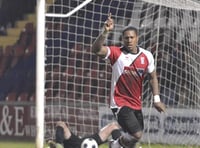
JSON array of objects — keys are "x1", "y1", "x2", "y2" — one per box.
[
  {"x1": 99, "y1": 143, "x2": 200, "y2": 148},
  {"x1": 0, "y1": 141, "x2": 35, "y2": 148},
  {"x1": 0, "y1": 141, "x2": 199, "y2": 148}
]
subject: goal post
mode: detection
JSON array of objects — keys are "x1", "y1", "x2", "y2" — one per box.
[
  {"x1": 36, "y1": 0, "x2": 45, "y2": 148},
  {"x1": 38, "y1": 0, "x2": 200, "y2": 147}
]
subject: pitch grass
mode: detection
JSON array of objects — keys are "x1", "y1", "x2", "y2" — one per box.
[
  {"x1": 0, "y1": 140, "x2": 35, "y2": 148},
  {"x1": 0, "y1": 141, "x2": 199, "y2": 148},
  {"x1": 99, "y1": 143, "x2": 200, "y2": 148}
]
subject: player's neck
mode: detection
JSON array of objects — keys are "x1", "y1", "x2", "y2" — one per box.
[
  {"x1": 128, "y1": 46, "x2": 139, "y2": 54},
  {"x1": 121, "y1": 46, "x2": 139, "y2": 54}
]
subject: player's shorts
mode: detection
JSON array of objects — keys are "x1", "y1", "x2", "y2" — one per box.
[{"x1": 116, "y1": 106, "x2": 144, "y2": 134}]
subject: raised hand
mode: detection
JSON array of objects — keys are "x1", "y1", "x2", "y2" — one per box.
[{"x1": 103, "y1": 13, "x2": 114, "y2": 33}]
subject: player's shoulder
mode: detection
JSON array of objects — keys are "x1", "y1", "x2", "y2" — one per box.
[
  {"x1": 108, "y1": 45, "x2": 122, "y2": 54},
  {"x1": 138, "y1": 46, "x2": 153, "y2": 57},
  {"x1": 108, "y1": 45, "x2": 121, "y2": 50}
]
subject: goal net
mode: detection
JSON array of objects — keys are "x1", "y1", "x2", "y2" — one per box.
[{"x1": 44, "y1": 0, "x2": 200, "y2": 146}]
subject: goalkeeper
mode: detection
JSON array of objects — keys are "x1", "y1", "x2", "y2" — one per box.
[
  {"x1": 92, "y1": 13, "x2": 166, "y2": 148},
  {"x1": 48, "y1": 121, "x2": 121, "y2": 148}
]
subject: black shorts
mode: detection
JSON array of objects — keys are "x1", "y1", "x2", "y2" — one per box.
[{"x1": 116, "y1": 106, "x2": 144, "y2": 134}]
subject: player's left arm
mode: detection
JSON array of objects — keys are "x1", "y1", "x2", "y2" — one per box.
[{"x1": 149, "y1": 70, "x2": 166, "y2": 113}]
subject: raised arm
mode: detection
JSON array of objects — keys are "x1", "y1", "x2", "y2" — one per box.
[
  {"x1": 92, "y1": 13, "x2": 114, "y2": 58},
  {"x1": 150, "y1": 70, "x2": 166, "y2": 112}
]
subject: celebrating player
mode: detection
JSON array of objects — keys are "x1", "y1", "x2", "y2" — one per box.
[
  {"x1": 91, "y1": 13, "x2": 166, "y2": 148},
  {"x1": 48, "y1": 121, "x2": 121, "y2": 148}
]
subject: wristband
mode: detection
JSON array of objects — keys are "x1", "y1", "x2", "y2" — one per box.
[{"x1": 154, "y1": 95, "x2": 160, "y2": 103}]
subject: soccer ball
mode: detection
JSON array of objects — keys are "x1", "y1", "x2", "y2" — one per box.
[{"x1": 81, "y1": 138, "x2": 98, "y2": 148}]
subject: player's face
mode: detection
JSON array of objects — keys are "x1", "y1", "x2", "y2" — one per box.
[{"x1": 122, "y1": 30, "x2": 138, "y2": 52}]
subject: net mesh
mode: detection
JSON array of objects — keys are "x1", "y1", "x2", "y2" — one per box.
[{"x1": 44, "y1": 0, "x2": 200, "y2": 146}]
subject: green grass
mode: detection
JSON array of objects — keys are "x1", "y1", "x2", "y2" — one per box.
[
  {"x1": 0, "y1": 141, "x2": 199, "y2": 148},
  {"x1": 99, "y1": 143, "x2": 200, "y2": 148},
  {"x1": 100, "y1": 143, "x2": 200, "y2": 148},
  {"x1": 0, "y1": 140, "x2": 35, "y2": 148}
]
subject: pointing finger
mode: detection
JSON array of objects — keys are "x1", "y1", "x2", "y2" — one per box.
[{"x1": 108, "y1": 13, "x2": 112, "y2": 19}]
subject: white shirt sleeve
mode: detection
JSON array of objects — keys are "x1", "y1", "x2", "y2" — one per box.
[
  {"x1": 147, "y1": 51, "x2": 155, "y2": 73},
  {"x1": 104, "y1": 46, "x2": 111, "y2": 60}
]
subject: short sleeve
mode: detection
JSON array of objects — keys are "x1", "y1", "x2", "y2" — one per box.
[
  {"x1": 104, "y1": 46, "x2": 122, "y2": 65},
  {"x1": 147, "y1": 52, "x2": 155, "y2": 73}
]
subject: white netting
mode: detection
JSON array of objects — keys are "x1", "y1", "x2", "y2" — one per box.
[{"x1": 44, "y1": 0, "x2": 200, "y2": 146}]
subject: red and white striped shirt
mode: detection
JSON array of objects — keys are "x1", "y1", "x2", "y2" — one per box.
[{"x1": 105, "y1": 46, "x2": 155, "y2": 110}]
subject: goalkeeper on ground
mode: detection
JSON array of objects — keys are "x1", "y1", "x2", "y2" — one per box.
[{"x1": 48, "y1": 121, "x2": 121, "y2": 148}]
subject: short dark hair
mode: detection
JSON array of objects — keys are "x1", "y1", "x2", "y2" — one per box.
[{"x1": 122, "y1": 26, "x2": 138, "y2": 36}]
